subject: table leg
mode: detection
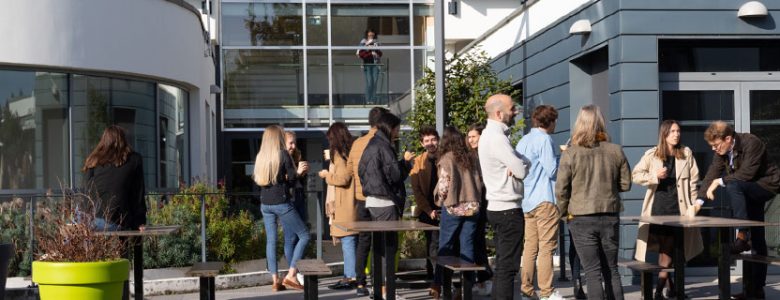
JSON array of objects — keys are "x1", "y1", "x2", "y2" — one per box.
[
  {"x1": 462, "y1": 271, "x2": 474, "y2": 300},
  {"x1": 133, "y1": 237, "x2": 143, "y2": 300},
  {"x1": 673, "y1": 227, "x2": 685, "y2": 300},
  {"x1": 385, "y1": 232, "x2": 396, "y2": 300},
  {"x1": 719, "y1": 227, "x2": 731, "y2": 300},
  {"x1": 372, "y1": 232, "x2": 383, "y2": 300}
]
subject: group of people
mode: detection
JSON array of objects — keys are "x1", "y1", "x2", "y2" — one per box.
[{"x1": 80, "y1": 90, "x2": 779, "y2": 300}]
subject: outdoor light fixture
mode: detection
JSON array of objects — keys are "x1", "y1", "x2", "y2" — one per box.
[
  {"x1": 210, "y1": 84, "x2": 222, "y2": 94},
  {"x1": 569, "y1": 19, "x2": 591, "y2": 35},
  {"x1": 738, "y1": 1, "x2": 768, "y2": 18},
  {"x1": 448, "y1": 0, "x2": 458, "y2": 15}
]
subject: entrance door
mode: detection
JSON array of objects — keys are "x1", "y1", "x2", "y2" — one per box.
[{"x1": 661, "y1": 78, "x2": 780, "y2": 271}]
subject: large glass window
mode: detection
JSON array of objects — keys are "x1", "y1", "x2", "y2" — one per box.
[
  {"x1": 331, "y1": 4, "x2": 410, "y2": 46},
  {"x1": 306, "y1": 4, "x2": 328, "y2": 46},
  {"x1": 0, "y1": 71, "x2": 69, "y2": 190},
  {"x1": 332, "y1": 49, "x2": 411, "y2": 106},
  {"x1": 660, "y1": 39, "x2": 780, "y2": 72},
  {"x1": 222, "y1": 3, "x2": 303, "y2": 46},
  {"x1": 158, "y1": 84, "x2": 189, "y2": 189},
  {"x1": 224, "y1": 49, "x2": 304, "y2": 108},
  {"x1": 413, "y1": 4, "x2": 433, "y2": 46}
]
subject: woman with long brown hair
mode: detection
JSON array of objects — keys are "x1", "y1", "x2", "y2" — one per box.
[
  {"x1": 632, "y1": 120, "x2": 703, "y2": 300},
  {"x1": 82, "y1": 125, "x2": 146, "y2": 231},
  {"x1": 318, "y1": 122, "x2": 358, "y2": 290},
  {"x1": 254, "y1": 125, "x2": 309, "y2": 291}
]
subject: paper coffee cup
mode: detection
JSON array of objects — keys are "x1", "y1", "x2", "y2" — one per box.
[{"x1": 324, "y1": 149, "x2": 331, "y2": 161}]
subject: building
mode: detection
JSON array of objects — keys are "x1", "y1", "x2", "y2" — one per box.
[
  {"x1": 471, "y1": 0, "x2": 780, "y2": 278},
  {"x1": 0, "y1": 0, "x2": 217, "y2": 193}
]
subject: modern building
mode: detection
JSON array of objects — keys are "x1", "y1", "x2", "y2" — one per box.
[
  {"x1": 471, "y1": 0, "x2": 780, "y2": 278},
  {"x1": 0, "y1": 0, "x2": 217, "y2": 193}
]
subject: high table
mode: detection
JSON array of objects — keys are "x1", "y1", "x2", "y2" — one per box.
[
  {"x1": 621, "y1": 215, "x2": 775, "y2": 300},
  {"x1": 98, "y1": 225, "x2": 181, "y2": 300},
  {"x1": 335, "y1": 221, "x2": 439, "y2": 300}
]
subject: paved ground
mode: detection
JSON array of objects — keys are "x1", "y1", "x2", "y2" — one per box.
[{"x1": 149, "y1": 273, "x2": 780, "y2": 300}]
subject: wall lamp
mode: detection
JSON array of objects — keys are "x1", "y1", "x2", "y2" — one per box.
[
  {"x1": 569, "y1": 19, "x2": 592, "y2": 35},
  {"x1": 738, "y1": 1, "x2": 768, "y2": 18},
  {"x1": 210, "y1": 85, "x2": 222, "y2": 94}
]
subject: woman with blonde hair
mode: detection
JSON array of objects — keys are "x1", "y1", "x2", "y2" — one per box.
[
  {"x1": 556, "y1": 105, "x2": 631, "y2": 300},
  {"x1": 254, "y1": 125, "x2": 309, "y2": 291},
  {"x1": 632, "y1": 120, "x2": 703, "y2": 300}
]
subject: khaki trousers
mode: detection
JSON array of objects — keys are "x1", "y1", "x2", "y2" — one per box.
[{"x1": 521, "y1": 202, "x2": 560, "y2": 297}]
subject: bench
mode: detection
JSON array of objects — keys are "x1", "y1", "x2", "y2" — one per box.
[
  {"x1": 435, "y1": 256, "x2": 485, "y2": 300},
  {"x1": 186, "y1": 261, "x2": 224, "y2": 300},
  {"x1": 618, "y1": 259, "x2": 673, "y2": 300},
  {"x1": 296, "y1": 259, "x2": 332, "y2": 300},
  {"x1": 733, "y1": 253, "x2": 780, "y2": 295}
]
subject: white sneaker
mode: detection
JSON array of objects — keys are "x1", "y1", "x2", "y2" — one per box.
[
  {"x1": 540, "y1": 290, "x2": 564, "y2": 300},
  {"x1": 473, "y1": 280, "x2": 492, "y2": 296},
  {"x1": 297, "y1": 273, "x2": 305, "y2": 286}
]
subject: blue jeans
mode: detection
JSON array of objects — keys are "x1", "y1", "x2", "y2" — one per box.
[
  {"x1": 340, "y1": 235, "x2": 358, "y2": 278},
  {"x1": 434, "y1": 207, "x2": 478, "y2": 285},
  {"x1": 93, "y1": 217, "x2": 121, "y2": 231},
  {"x1": 284, "y1": 189, "x2": 308, "y2": 263},
  {"x1": 363, "y1": 65, "x2": 380, "y2": 104},
  {"x1": 261, "y1": 203, "x2": 310, "y2": 274}
]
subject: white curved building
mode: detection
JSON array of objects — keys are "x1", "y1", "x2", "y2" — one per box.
[{"x1": 0, "y1": 0, "x2": 217, "y2": 192}]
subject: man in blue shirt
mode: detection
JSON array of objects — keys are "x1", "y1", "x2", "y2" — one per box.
[{"x1": 515, "y1": 105, "x2": 563, "y2": 300}]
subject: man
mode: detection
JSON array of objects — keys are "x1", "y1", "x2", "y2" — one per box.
[
  {"x1": 347, "y1": 106, "x2": 389, "y2": 297},
  {"x1": 478, "y1": 94, "x2": 530, "y2": 300},
  {"x1": 515, "y1": 105, "x2": 563, "y2": 300},
  {"x1": 700, "y1": 121, "x2": 780, "y2": 300},
  {"x1": 409, "y1": 126, "x2": 440, "y2": 291}
]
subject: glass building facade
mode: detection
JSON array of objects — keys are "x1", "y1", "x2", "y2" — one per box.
[{"x1": 0, "y1": 69, "x2": 190, "y2": 192}]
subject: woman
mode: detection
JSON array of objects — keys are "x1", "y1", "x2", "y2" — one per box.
[
  {"x1": 556, "y1": 105, "x2": 631, "y2": 300},
  {"x1": 83, "y1": 125, "x2": 146, "y2": 231},
  {"x1": 253, "y1": 125, "x2": 310, "y2": 291},
  {"x1": 318, "y1": 122, "x2": 358, "y2": 290},
  {"x1": 357, "y1": 29, "x2": 382, "y2": 104},
  {"x1": 431, "y1": 126, "x2": 483, "y2": 298},
  {"x1": 466, "y1": 123, "x2": 493, "y2": 296},
  {"x1": 358, "y1": 112, "x2": 413, "y2": 295},
  {"x1": 632, "y1": 120, "x2": 703, "y2": 300}
]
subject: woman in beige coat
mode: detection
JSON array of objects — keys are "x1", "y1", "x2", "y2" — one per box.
[
  {"x1": 632, "y1": 120, "x2": 703, "y2": 300},
  {"x1": 318, "y1": 122, "x2": 358, "y2": 290}
]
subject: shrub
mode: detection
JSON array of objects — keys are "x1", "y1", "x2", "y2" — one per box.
[{"x1": 0, "y1": 198, "x2": 31, "y2": 276}]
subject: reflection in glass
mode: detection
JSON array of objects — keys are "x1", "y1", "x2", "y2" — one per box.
[
  {"x1": 413, "y1": 4, "x2": 433, "y2": 46},
  {"x1": 158, "y1": 84, "x2": 189, "y2": 189},
  {"x1": 332, "y1": 49, "x2": 411, "y2": 106},
  {"x1": 0, "y1": 71, "x2": 69, "y2": 189},
  {"x1": 306, "y1": 4, "x2": 327, "y2": 46},
  {"x1": 662, "y1": 91, "x2": 734, "y2": 122},
  {"x1": 750, "y1": 90, "x2": 780, "y2": 253},
  {"x1": 224, "y1": 49, "x2": 304, "y2": 108},
  {"x1": 331, "y1": 4, "x2": 410, "y2": 46},
  {"x1": 659, "y1": 39, "x2": 780, "y2": 72},
  {"x1": 222, "y1": 3, "x2": 303, "y2": 46}
]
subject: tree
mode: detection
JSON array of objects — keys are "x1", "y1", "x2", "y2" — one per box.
[{"x1": 403, "y1": 50, "x2": 523, "y2": 152}]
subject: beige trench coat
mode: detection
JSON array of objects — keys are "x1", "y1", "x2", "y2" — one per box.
[
  {"x1": 325, "y1": 151, "x2": 357, "y2": 238},
  {"x1": 632, "y1": 147, "x2": 703, "y2": 262}
]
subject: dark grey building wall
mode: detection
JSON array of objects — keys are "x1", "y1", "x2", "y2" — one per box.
[{"x1": 491, "y1": 0, "x2": 780, "y2": 280}]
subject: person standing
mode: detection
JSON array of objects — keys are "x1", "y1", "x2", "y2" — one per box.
[
  {"x1": 319, "y1": 122, "x2": 359, "y2": 290},
  {"x1": 357, "y1": 29, "x2": 382, "y2": 104},
  {"x1": 431, "y1": 126, "x2": 483, "y2": 299},
  {"x1": 358, "y1": 112, "x2": 414, "y2": 297},
  {"x1": 409, "y1": 126, "x2": 441, "y2": 294},
  {"x1": 515, "y1": 105, "x2": 563, "y2": 300},
  {"x1": 699, "y1": 121, "x2": 780, "y2": 300},
  {"x1": 632, "y1": 120, "x2": 704, "y2": 300},
  {"x1": 556, "y1": 105, "x2": 630, "y2": 300},
  {"x1": 254, "y1": 125, "x2": 310, "y2": 291},
  {"x1": 347, "y1": 106, "x2": 388, "y2": 296},
  {"x1": 284, "y1": 131, "x2": 309, "y2": 224},
  {"x1": 466, "y1": 123, "x2": 494, "y2": 296},
  {"x1": 478, "y1": 94, "x2": 529, "y2": 300},
  {"x1": 83, "y1": 125, "x2": 147, "y2": 231}
]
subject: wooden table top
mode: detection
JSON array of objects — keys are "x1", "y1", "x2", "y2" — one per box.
[
  {"x1": 296, "y1": 259, "x2": 333, "y2": 276},
  {"x1": 334, "y1": 221, "x2": 439, "y2": 232},
  {"x1": 187, "y1": 262, "x2": 225, "y2": 277},
  {"x1": 620, "y1": 215, "x2": 777, "y2": 228},
  {"x1": 97, "y1": 225, "x2": 181, "y2": 237},
  {"x1": 435, "y1": 256, "x2": 485, "y2": 271}
]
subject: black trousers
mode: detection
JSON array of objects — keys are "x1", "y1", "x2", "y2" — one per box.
[
  {"x1": 418, "y1": 211, "x2": 440, "y2": 280},
  {"x1": 569, "y1": 214, "x2": 623, "y2": 300},
  {"x1": 486, "y1": 208, "x2": 524, "y2": 300},
  {"x1": 355, "y1": 200, "x2": 373, "y2": 286},
  {"x1": 725, "y1": 180, "x2": 775, "y2": 290}
]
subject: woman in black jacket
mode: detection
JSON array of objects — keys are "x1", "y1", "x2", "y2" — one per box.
[
  {"x1": 357, "y1": 113, "x2": 413, "y2": 295},
  {"x1": 83, "y1": 125, "x2": 146, "y2": 231}
]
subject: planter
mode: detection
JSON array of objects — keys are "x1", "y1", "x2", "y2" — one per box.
[
  {"x1": 32, "y1": 259, "x2": 129, "y2": 300},
  {"x1": 0, "y1": 243, "x2": 14, "y2": 300}
]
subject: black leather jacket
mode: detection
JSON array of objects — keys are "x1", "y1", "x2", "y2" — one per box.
[{"x1": 358, "y1": 130, "x2": 411, "y2": 210}]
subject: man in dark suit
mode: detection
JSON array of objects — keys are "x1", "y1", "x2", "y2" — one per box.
[{"x1": 700, "y1": 121, "x2": 780, "y2": 300}]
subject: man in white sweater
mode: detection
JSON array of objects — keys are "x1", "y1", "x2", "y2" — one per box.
[{"x1": 478, "y1": 94, "x2": 530, "y2": 299}]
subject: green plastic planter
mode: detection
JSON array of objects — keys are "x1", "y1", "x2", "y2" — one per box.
[{"x1": 32, "y1": 259, "x2": 129, "y2": 300}]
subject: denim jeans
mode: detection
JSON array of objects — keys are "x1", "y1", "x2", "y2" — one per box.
[
  {"x1": 93, "y1": 217, "x2": 121, "y2": 231},
  {"x1": 725, "y1": 180, "x2": 774, "y2": 289},
  {"x1": 355, "y1": 200, "x2": 373, "y2": 286},
  {"x1": 569, "y1": 214, "x2": 623, "y2": 300},
  {"x1": 487, "y1": 208, "x2": 524, "y2": 300},
  {"x1": 261, "y1": 202, "x2": 310, "y2": 274},
  {"x1": 434, "y1": 207, "x2": 478, "y2": 285},
  {"x1": 363, "y1": 65, "x2": 380, "y2": 104},
  {"x1": 340, "y1": 235, "x2": 358, "y2": 279},
  {"x1": 284, "y1": 189, "x2": 308, "y2": 264}
]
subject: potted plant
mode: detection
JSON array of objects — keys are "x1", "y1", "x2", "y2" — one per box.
[{"x1": 32, "y1": 191, "x2": 128, "y2": 300}]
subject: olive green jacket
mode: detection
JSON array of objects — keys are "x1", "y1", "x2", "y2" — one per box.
[{"x1": 556, "y1": 142, "x2": 631, "y2": 216}]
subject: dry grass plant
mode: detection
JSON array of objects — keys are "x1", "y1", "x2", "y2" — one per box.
[{"x1": 34, "y1": 189, "x2": 125, "y2": 262}]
